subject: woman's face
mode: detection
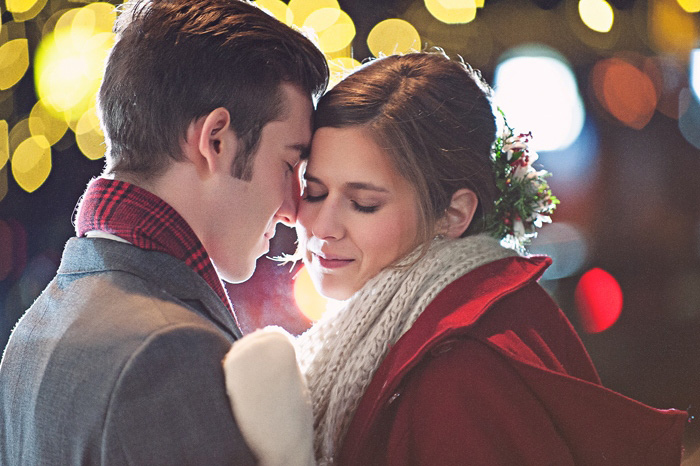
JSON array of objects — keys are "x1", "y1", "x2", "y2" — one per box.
[{"x1": 296, "y1": 126, "x2": 422, "y2": 301}]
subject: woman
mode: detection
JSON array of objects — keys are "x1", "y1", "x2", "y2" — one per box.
[{"x1": 289, "y1": 52, "x2": 687, "y2": 465}]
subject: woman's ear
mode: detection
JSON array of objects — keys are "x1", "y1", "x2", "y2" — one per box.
[
  {"x1": 185, "y1": 107, "x2": 237, "y2": 174},
  {"x1": 437, "y1": 188, "x2": 478, "y2": 239}
]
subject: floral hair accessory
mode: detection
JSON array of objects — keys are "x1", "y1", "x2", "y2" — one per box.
[{"x1": 485, "y1": 109, "x2": 559, "y2": 254}]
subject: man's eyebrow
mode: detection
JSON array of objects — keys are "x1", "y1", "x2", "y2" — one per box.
[
  {"x1": 287, "y1": 143, "x2": 310, "y2": 159},
  {"x1": 304, "y1": 175, "x2": 389, "y2": 193}
]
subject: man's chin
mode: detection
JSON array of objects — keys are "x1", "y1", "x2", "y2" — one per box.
[{"x1": 213, "y1": 260, "x2": 256, "y2": 284}]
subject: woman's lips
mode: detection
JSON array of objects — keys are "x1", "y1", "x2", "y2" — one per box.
[{"x1": 314, "y1": 253, "x2": 354, "y2": 269}]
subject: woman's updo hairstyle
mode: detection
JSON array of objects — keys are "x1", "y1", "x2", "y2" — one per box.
[{"x1": 314, "y1": 51, "x2": 498, "y2": 244}]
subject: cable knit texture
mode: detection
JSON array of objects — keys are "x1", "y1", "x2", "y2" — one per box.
[{"x1": 295, "y1": 234, "x2": 517, "y2": 465}]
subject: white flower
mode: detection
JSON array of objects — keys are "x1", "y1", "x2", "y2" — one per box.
[{"x1": 513, "y1": 218, "x2": 526, "y2": 238}]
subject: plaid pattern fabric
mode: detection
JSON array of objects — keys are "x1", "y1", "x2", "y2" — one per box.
[{"x1": 75, "y1": 177, "x2": 232, "y2": 313}]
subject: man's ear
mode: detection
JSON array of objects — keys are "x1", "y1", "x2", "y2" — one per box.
[
  {"x1": 436, "y1": 188, "x2": 478, "y2": 239},
  {"x1": 186, "y1": 107, "x2": 237, "y2": 174}
]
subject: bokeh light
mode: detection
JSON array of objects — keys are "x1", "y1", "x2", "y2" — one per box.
[
  {"x1": 528, "y1": 223, "x2": 589, "y2": 281},
  {"x1": 367, "y1": 19, "x2": 421, "y2": 57},
  {"x1": 678, "y1": 88, "x2": 700, "y2": 150},
  {"x1": 575, "y1": 268, "x2": 623, "y2": 333},
  {"x1": 293, "y1": 265, "x2": 329, "y2": 322},
  {"x1": 0, "y1": 168, "x2": 7, "y2": 203},
  {"x1": 288, "y1": 0, "x2": 339, "y2": 27},
  {"x1": 425, "y1": 0, "x2": 477, "y2": 25},
  {"x1": 590, "y1": 57, "x2": 657, "y2": 130},
  {"x1": 678, "y1": 0, "x2": 700, "y2": 13},
  {"x1": 75, "y1": 106, "x2": 106, "y2": 160},
  {"x1": 34, "y1": 4, "x2": 115, "y2": 123},
  {"x1": 6, "y1": 0, "x2": 38, "y2": 14},
  {"x1": 691, "y1": 49, "x2": 700, "y2": 102},
  {"x1": 578, "y1": 0, "x2": 614, "y2": 33},
  {"x1": 253, "y1": 0, "x2": 294, "y2": 25},
  {"x1": 327, "y1": 56, "x2": 362, "y2": 88},
  {"x1": 0, "y1": 120, "x2": 8, "y2": 171},
  {"x1": 29, "y1": 100, "x2": 69, "y2": 146},
  {"x1": 494, "y1": 47, "x2": 585, "y2": 151},
  {"x1": 0, "y1": 39, "x2": 29, "y2": 90},
  {"x1": 304, "y1": 7, "x2": 355, "y2": 54},
  {"x1": 11, "y1": 135, "x2": 51, "y2": 193},
  {"x1": 649, "y1": 0, "x2": 699, "y2": 58}
]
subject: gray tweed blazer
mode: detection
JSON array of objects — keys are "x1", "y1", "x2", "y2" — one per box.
[{"x1": 0, "y1": 237, "x2": 256, "y2": 465}]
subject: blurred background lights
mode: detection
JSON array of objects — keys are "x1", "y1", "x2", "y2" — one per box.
[
  {"x1": 677, "y1": 0, "x2": 700, "y2": 12},
  {"x1": 34, "y1": 5, "x2": 115, "y2": 123},
  {"x1": 253, "y1": 0, "x2": 294, "y2": 25},
  {"x1": 11, "y1": 135, "x2": 51, "y2": 193},
  {"x1": 303, "y1": 7, "x2": 355, "y2": 54},
  {"x1": 575, "y1": 268, "x2": 623, "y2": 333},
  {"x1": 293, "y1": 265, "x2": 329, "y2": 322},
  {"x1": 578, "y1": 0, "x2": 614, "y2": 33},
  {"x1": 649, "y1": 0, "x2": 699, "y2": 58},
  {"x1": 494, "y1": 48, "x2": 585, "y2": 152},
  {"x1": 29, "y1": 101, "x2": 68, "y2": 146},
  {"x1": 367, "y1": 19, "x2": 421, "y2": 57},
  {"x1": 528, "y1": 223, "x2": 589, "y2": 281},
  {"x1": 591, "y1": 57, "x2": 657, "y2": 130},
  {"x1": 327, "y1": 56, "x2": 362, "y2": 88},
  {"x1": 6, "y1": 0, "x2": 41, "y2": 14},
  {"x1": 75, "y1": 107, "x2": 106, "y2": 161},
  {"x1": 424, "y1": 0, "x2": 477, "y2": 25},
  {"x1": 0, "y1": 39, "x2": 29, "y2": 91},
  {"x1": 288, "y1": 0, "x2": 339, "y2": 28},
  {"x1": 0, "y1": 121, "x2": 8, "y2": 171},
  {"x1": 691, "y1": 49, "x2": 700, "y2": 101}
]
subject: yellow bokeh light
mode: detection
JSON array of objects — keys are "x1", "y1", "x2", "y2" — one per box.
[
  {"x1": 328, "y1": 56, "x2": 362, "y2": 88},
  {"x1": 6, "y1": 0, "x2": 40, "y2": 14},
  {"x1": 7, "y1": 0, "x2": 47, "y2": 22},
  {"x1": 0, "y1": 39, "x2": 29, "y2": 90},
  {"x1": 367, "y1": 19, "x2": 421, "y2": 58},
  {"x1": 425, "y1": 0, "x2": 477, "y2": 25},
  {"x1": 293, "y1": 265, "x2": 329, "y2": 321},
  {"x1": 254, "y1": 0, "x2": 294, "y2": 25},
  {"x1": 304, "y1": 8, "x2": 355, "y2": 54},
  {"x1": 9, "y1": 118, "x2": 30, "y2": 154},
  {"x1": 649, "y1": 0, "x2": 699, "y2": 57},
  {"x1": 0, "y1": 167, "x2": 7, "y2": 203},
  {"x1": 11, "y1": 135, "x2": 51, "y2": 193},
  {"x1": 76, "y1": 107, "x2": 106, "y2": 160},
  {"x1": 34, "y1": 6, "x2": 115, "y2": 124},
  {"x1": 288, "y1": 0, "x2": 339, "y2": 28},
  {"x1": 579, "y1": 0, "x2": 614, "y2": 33},
  {"x1": 29, "y1": 100, "x2": 69, "y2": 145},
  {"x1": 678, "y1": 0, "x2": 700, "y2": 12},
  {"x1": 0, "y1": 120, "x2": 8, "y2": 171}
]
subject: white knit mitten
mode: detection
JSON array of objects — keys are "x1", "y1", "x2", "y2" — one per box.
[{"x1": 223, "y1": 327, "x2": 315, "y2": 466}]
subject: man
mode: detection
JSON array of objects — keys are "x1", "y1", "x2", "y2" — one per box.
[{"x1": 0, "y1": 0, "x2": 328, "y2": 463}]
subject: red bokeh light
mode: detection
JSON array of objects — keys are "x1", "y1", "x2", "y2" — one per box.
[{"x1": 575, "y1": 267, "x2": 623, "y2": 333}]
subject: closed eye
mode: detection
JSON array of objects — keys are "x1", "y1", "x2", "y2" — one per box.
[
  {"x1": 352, "y1": 201, "x2": 380, "y2": 213},
  {"x1": 302, "y1": 193, "x2": 327, "y2": 202}
]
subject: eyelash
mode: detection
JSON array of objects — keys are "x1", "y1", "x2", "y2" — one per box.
[{"x1": 302, "y1": 193, "x2": 380, "y2": 214}]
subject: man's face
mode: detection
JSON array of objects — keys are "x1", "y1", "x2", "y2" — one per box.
[{"x1": 205, "y1": 83, "x2": 313, "y2": 283}]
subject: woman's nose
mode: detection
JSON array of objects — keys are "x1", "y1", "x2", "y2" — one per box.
[{"x1": 309, "y1": 199, "x2": 344, "y2": 241}]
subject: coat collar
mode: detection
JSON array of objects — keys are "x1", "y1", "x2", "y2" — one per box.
[
  {"x1": 341, "y1": 255, "x2": 551, "y2": 456},
  {"x1": 58, "y1": 237, "x2": 244, "y2": 340}
]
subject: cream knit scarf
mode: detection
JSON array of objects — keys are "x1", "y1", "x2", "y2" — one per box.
[{"x1": 295, "y1": 234, "x2": 517, "y2": 465}]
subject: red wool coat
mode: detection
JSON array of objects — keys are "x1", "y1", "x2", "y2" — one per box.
[{"x1": 338, "y1": 256, "x2": 687, "y2": 466}]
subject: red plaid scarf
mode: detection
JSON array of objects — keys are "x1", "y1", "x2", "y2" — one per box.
[{"x1": 75, "y1": 177, "x2": 233, "y2": 313}]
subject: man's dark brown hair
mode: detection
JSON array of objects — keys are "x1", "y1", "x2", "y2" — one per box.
[{"x1": 98, "y1": 0, "x2": 328, "y2": 180}]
